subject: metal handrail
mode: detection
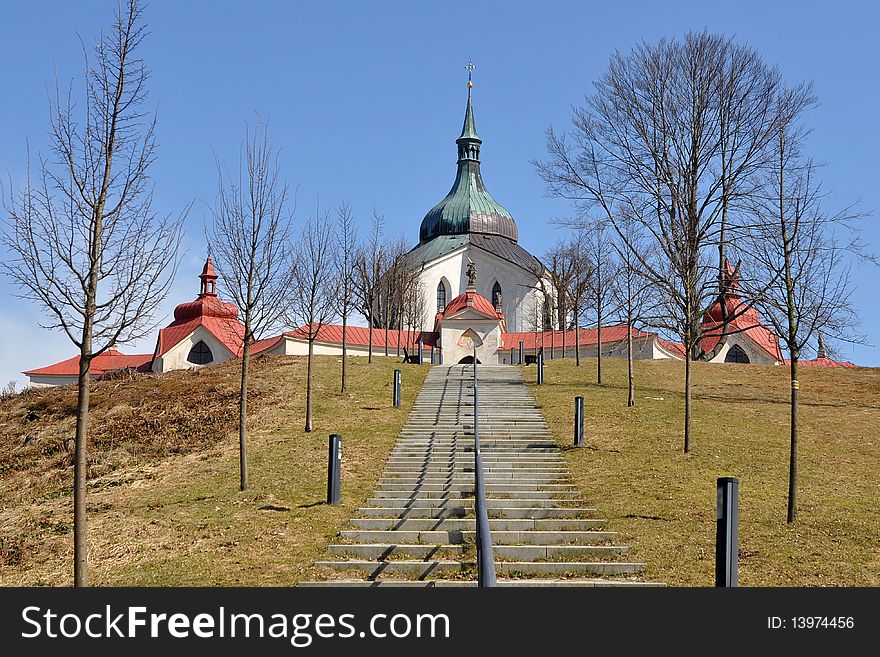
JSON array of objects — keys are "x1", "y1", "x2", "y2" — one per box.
[{"x1": 473, "y1": 345, "x2": 497, "y2": 586}]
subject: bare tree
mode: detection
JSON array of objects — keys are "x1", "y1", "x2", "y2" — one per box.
[
  {"x1": 565, "y1": 231, "x2": 594, "y2": 367},
  {"x1": 535, "y1": 31, "x2": 806, "y2": 451},
  {"x1": 582, "y1": 222, "x2": 619, "y2": 385},
  {"x1": 610, "y1": 217, "x2": 655, "y2": 406},
  {"x1": 335, "y1": 202, "x2": 357, "y2": 392},
  {"x1": 288, "y1": 212, "x2": 336, "y2": 432},
  {"x1": 543, "y1": 239, "x2": 575, "y2": 358},
  {"x1": 1, "y1": 0, "x2": 184, "y2": 586},
  {"x1": 208, "y1": 120, "x2": 294, "y2": 491},
  {"x1": 353, "y1": 211, "x2": 386, "y2": 363},
  {"x1": 743, "y1": 105, "x2": 861, "y2": 523},
  {"x1": 403, "y1": 277, "x2": 428, "y2": 360}
]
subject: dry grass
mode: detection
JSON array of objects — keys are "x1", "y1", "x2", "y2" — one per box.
[
  {"x1": 527, "y1": 357, "x2": 880, "y2": 586},
  {"x1": 0, "y1": 355, "x2": 427, "y2": 586}
]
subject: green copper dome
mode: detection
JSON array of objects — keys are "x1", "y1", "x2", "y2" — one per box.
[{"x1": 419, "y1": 87, "x2": 519, "y2": 244}]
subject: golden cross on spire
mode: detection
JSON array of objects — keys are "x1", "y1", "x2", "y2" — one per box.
[{"x1": 465, "y1": 60, "x2": 475, "y2": 88}]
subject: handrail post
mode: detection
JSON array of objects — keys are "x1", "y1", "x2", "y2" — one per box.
[{"x1": 473, "y1": 344, "x2": 496, "y2": 587}]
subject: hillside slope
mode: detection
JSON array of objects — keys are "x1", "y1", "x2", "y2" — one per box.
[
  {"x1": 528, "y1": 358, "x2": 880, "y2": 586},
  {"x1": 0, "y1": 355, "x2": 427, "y2": 585}
]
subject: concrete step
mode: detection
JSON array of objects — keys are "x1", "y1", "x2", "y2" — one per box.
[
  {"x1": 370, "y1": 490, "x2": 580, "y2": 500},
  {"x1": 298, "y1": 579, "x2": 664, "y2": 588},
  {"x1": 314, "y1": 560, "x2": 645, "y2": 578},
  {"x1": 355, "y1": 507, "x2": 598, "y2": 519},
  {"x1": 348, "y1": 518, "x2": 606, "y2": 531},
  {"x1": 363, "y1": 497, "x2": 588, "y2": 509},
  {"x1": 374, "y1": 483, "x2": 579, "y2": 492},
  {"x1": 328, "y1": 543, "x2": 627, "y2": 560},
  {"x1": 338, "y1": 530, "x2": 617, "y2": 545}
]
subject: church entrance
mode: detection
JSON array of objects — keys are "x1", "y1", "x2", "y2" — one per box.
[{"x1": 458, "y1": 356, "x2": 482, "y2": 364}]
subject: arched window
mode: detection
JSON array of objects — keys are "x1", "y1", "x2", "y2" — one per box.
[
  {"x1": 724, "y1": 344, "x2": 750, "y2": 364},
  {"x1": 437, "y1": 281, "x2": 447, "y2": 313},
  {"x1": 492, "y1": 281, "x2": 503, "y2": 312},
  {"x1": 187, "y1": 340, "x2": 213, "y2": 365}
]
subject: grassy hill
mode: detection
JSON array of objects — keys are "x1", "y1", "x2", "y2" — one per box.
[
  {"x1": 1, "y1": 353, "x2": 877, "y2": 586},
  {"x1": 0, "y1": 354, "x2": 427, "y2": 585},
  {"x1": 527, "y1": 357, "x2": 880, "y2": 586}
]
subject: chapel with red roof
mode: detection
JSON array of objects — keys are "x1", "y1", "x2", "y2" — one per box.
[{"x1": 23, "y1": 78, "x2": 855, "y2": 386}]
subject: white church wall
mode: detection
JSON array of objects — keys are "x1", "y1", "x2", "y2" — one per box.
[
  {"x1": 27, "y1": 374, "x2": 79, "y2": 388},
  {"x1": 707, "y1": 333, "x2": 780, "y2": 365},
  {"x1": 417, "y1": 244, "x2": 550, "y2": 333},
  {"x1": 440, "y1": 317, "x2": 503, "y2": 364},
  {"x1": 496, "y1": 335, "x2": 663, "y2": 364},
  {"x1": 269, "y1": 336, "x2": 417, "y2": 358},
  {"x1": 152, "y1": 325, "x2": 236, "y2": 373}
]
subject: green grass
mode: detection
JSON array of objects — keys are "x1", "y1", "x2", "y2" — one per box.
[
  {"x1": 526, "y1": 357, "x2": 880, "y2": 586},
  {"x1": 0, "y1": 355, "x2": 427, "y2": 586}
]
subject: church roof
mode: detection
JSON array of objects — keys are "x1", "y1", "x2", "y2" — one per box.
[
  {"x1": 700, "y1": 261, "x2": 783, "y2": 362},
  {"x1": 153, "y1": 257, "x2": 246, "y2": 359},
  {"x1": 419, "y1": 85, "x2": 519, "y2": 244},
  {"x1": 406, "y1": 233, "x2": 542, "y2": 275},
  {"x1": 269, "y1": 325, "x2": 438, "y2": 349},
  {"x1": 788, "y1": 356, "x2": 857, "y2": 368},
  {"x1": 502, "y1": 324, "x2": 652, "y2": 350},
  {"x1": 441, "y1": 290, "x2": 503, "y2": 320},
  {"x1": 23, "y1": 349, "x2": 153, "y2": 377}
]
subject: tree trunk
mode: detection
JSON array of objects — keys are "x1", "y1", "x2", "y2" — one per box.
[
  {"x1": 305, "y1": 338, "x2": 314, "y2": 432},
  {"x1": 684, "y1": 349, "x2": 692, "y2": 453},
  {"x1": 238, "y1": 333, "x2": 250, "y2": 491},
  {"x1": 74, "y1": 345, "x2": 91, "y2": 587},
  {"x1": 627, "y1": 324, "x2": 634, "y2": 407},
  {"x1": 787, "y1": 355, "x2": 799, "y2": 523},
  {"x1": 341, "y1": 310, "x2": 348, "y2": 393},
  {"x1": 396, "y1": 302, "x2": 402, "y2": 358},
  {"x1": 596, "y1": 312, "x2": 603, "y2": 385},
  {"x1": 596, "y1": 260, "x2": 603, "y2": 384},
  {"x1": 368, "y1": 304, "x2": 374, "y2": 364}
]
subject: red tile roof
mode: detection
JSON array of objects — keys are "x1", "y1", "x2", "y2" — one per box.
[
  {"x1": 501, "y1": 324, "x2": 652, "y2": 350},
  {"x1": 154, "y1": 314, "x2": 246, "y2": 359},
  {"x1": 785, "y1": 357, "x2": 857, "y2": 368},
  {"x1": 699, "y1": 262, "x2": 783, "y2": 362},
  {"x1": 441, "y1": 291, "x2": 503, "y2": 320},
  {"x1": 23, "y1": 349, "x2": 153, "y2": 376},
  {"x1": 154, "y1": 288, "x2": 246, "y2": 359},
  {"x1": 657, "y1": 338, "x2": 686, "y2": 358},
  {"x1": 284, "y1": 325, "x2": 439, "y2": 349}
]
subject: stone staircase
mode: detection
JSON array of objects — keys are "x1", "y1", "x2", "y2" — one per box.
[{"x1": 300, "y1": 364, "x2": 660, "y2": 587}]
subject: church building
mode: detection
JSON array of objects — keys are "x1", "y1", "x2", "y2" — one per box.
[{"x1": 23, "y1": 78, "x2": 855, "y2": 385}]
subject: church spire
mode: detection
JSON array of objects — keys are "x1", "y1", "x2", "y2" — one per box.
[
  {"x1": 456, "y1": 60, "x2": 481, "y2": 162},
  {"x1": 198, "y1": 255, "x2": 218, "y2": 298}
]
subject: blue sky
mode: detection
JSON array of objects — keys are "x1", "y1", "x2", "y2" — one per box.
[{"x1": 1, "y1": 0, "x2": 878, "y2": 384}]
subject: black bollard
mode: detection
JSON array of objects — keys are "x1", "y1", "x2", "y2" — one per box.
[
  {"x1": 393, "y1": 369, "x2": 401, "y2": 407},
  {"x1": 574, "y1": 396, "x2": 584, "y2": 446},
  {"x1": 417, "y1": 339, "x2": 423, "y2": 364},
  {"x1": 510, "y1": 347, "x2": 515, "y2": 365},
  {"x1": 430, "y1": 345, "x2": 436, "y2": 365},
  {"x1": 537, "y1": 351, "x2": 544, "y2": 385},
  {"x1": 327, "y1": 434, "x2": 342, "y2": 504},
  {"x1": 438, "y1": 348, "x2": 443, "y2": 364},
  {"x1": 715, "y1": 477, "x2": 739, "y2": 587},
  {"x1": 518, "y1": 341, "x2": 524, "y2": 365}
]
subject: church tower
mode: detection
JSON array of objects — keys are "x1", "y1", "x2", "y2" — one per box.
[{"x1": 406, "y1": 64, "x2": 550, "y2": 334}]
